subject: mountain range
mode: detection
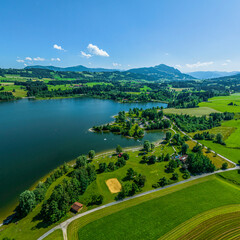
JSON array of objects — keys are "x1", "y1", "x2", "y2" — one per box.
[
  {"x1": 25, "y1": 64, "x2": 195, "y2": 81},
  {"x1": 187, "y1": 71, "x2": 240, "y2": 79}
]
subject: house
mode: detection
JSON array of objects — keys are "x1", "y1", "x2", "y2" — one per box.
[
  {"x1": 179, "y1": 155, "x2": 188, "y2": 163},
  {"x1": 71, "y1": 202, "x2": 83, "y2": 213}
]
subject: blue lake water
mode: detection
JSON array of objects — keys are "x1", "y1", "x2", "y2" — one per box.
[{"x1": 0, "y1": 97, "x2": 167, "y2": 219}]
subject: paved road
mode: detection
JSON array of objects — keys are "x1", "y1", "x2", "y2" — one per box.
[{"x1": 37, "y1": 116, "x2": 238, "y2": 240}]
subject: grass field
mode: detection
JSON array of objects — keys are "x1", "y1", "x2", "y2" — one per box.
[
  {"x1": 44, "y1": 229, "x2": 63, "y2": 240},
  {"x1": 47, "y1": 84, "x2": 73, "y2": 91},
  {"x1": 186, "y1": 140, "x2": 234, "y2": 169},
  {"x1": 159, "y1": 205, "x2": 240, "y2": 240},
  {"x1": 84, "y1": 82, "x2": 113, "y2": 87},
  {"x1": 199, "y1": 93, "x2": 240, "y2": 112},
  {"x1": 190, "y1": 119, "x2": 240, "y2": 164},
  {"x1": 0, "y1": 84, "x2": 27, "y2": 97},
  {"x1": 77, "y1": 144, "x2": 177, "y2": 205},
  {"x1": 163, "y1": 107, "x2": 219, "y2": 116},
  {"x1": 66, "y1": 175, "x2": 240, "y2": 240},
  {"x1": 140, "y1": 85, "x2": 152, "y2": 92}
]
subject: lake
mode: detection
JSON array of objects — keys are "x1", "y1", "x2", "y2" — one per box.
[{"x1": 0, "y1": 97, "x2": 167, "y2": 220}]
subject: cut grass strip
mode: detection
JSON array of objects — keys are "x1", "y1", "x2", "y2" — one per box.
[{"x1": 159, "y1": 205, "x2": 240, "y2": 240}]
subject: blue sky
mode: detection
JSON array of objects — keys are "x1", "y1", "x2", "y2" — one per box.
[{"x1": 1, "y1": 0, "x2": 240, "y2": 72}]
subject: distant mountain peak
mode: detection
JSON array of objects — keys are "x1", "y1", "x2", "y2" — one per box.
[{"x1": 25, "y1": 63, "x2": 195, "y2": 81}]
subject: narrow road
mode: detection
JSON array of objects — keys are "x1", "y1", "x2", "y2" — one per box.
[{"x1": 37, "y1": 116, "x2": 238, "y2": 240}]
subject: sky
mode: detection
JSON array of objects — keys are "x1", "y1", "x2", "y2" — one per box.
[{"x1": 1, "y1": 0, "x2": 240, "y2": 72}]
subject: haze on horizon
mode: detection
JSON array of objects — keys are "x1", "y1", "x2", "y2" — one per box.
[{"x1": 1, "y1": 0, "x2": 240, "y2": 72}]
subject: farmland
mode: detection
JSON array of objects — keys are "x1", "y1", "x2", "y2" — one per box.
[
  {"x1": 199, "y1": 93, "x2": 240, "y2": 112},
  {"x1": 68, "y1": 174, "x2": 240, "y2": 240},
  {"x1": 163, "y1": 107, "x2": 219, "y2": 116}
]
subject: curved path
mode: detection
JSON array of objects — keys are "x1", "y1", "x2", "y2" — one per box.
[{"x1": 38, "y1": 117, "x2": 238, "y2": 240}]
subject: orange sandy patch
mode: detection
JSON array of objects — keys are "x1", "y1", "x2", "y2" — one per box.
[{"x1": 106, "y1": 178, "x2": 122, "y2": 193}]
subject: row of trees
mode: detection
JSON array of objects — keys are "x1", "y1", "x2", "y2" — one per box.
[{"x1": 16, "y1": 163, "x2": 69, "y2": 218}]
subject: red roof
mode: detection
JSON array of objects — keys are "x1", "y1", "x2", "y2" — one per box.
[
  {"x1": 71, "y1": 202, "x2": 83, "y2": 212},
  {"x1": 179, "y1": 155, "x2": 188, "y2": 162}
]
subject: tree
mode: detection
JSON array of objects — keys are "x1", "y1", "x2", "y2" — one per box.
[
  {"x1": 164, "y1": 153, "x2": 170, "y2": 161},
  {"x1": 99, "y1": 163, "x2": 107, "y2": 173},
  {"x1": 148, "y1": 155, "x2": 157, "y2": 164},
  {"x1": 171, "y1": 172, "x2": 179, "y2": 181},
  {"x1": 192, "y1": 144, "x2": 202, "y2": 154},
  {"x1": 173, "y1": 134, "x2": 181, "y2": 145},
  {"x1": 122, "y1": 153, "x2": 129, "y2": 160},
  {"x1": 116, "y1": 145, "x2": 122, "y2": 154},
  {"x1": 126, "y1": 168, "x2": 136, "y2": 180},
  {"x1": 182, "y1": 170, "x2": 190, "y2": 179},
  {"x1": 151, "y1": 143, "x2": 155, "y2": 151},
  {"x1": 159, "y1": 177, "x2": 168, "y2": 187},
  {"x1": 181, "y1": 143, "x2": 189, "y2": 155},
  {"x1": 18, "y1": 190, "x2": 36, "y2": 217},
  {"x1": 222, "y1": 162, "x2": 228, "y2": 170},
  {"x1": 165, "y1": 131, "x2": 172, "y2": 141},
  {"x1": 165, "y1": 159, "x2": 178, "y2": 173},
  {"x1": 88, "y1": 150, "x2": 95, "y2": 160},
  {"x1": 216, "y1": 133, "x2": 224, "y2": 145},
  {"x1": 108, "y1": 162, "x2": 115, "y2": 171},
  {"x1": 76, "y1": 155, "x2": 87, "y2": 168},
  {"x1": 143, "y1": 140, "x2": 151, "y2": 152}
]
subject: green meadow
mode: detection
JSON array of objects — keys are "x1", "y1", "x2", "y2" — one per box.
[
  {"x1": 199, "y1": 93, "x2": 240, "y2": 112},
  {"x1": 68, "y1": 174, "x2": 240, "y2": 240},
  {"x1": 163, "y1": 107, "x2": 219, "y2": 116}
]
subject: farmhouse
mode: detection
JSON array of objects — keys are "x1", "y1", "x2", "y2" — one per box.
[
  {"x1": 179, "y1": 155, "x2": 188, "y2": 163},
  {"x1": 71, "y1": 202, "x2": 83, "y2": 213}
]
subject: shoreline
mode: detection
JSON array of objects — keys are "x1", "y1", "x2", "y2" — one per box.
[{"x1": 0, "y1": 132, "x2": 165, "y2": 223}]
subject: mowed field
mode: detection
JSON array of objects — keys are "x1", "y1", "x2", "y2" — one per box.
[
  {"x1": 190, "y1": 119, "x2": 240, "y2": 164},
  {"x1": 199, "y1": 93, "x2": 240, "y2": 112},
  {"x1": 163, "y1": 107, "x2": 219, "y2": 116},
  {"x1": 0, "y1": 82, "x2": 27, "y2": 97},
  {"x1": 44, "y1": 229, "x2": 64, "y2": 240},
  {"x1": 66, "y1": 174, "x2": 240, "y2": 240},
  {"x1": 160, "y1": 170, "x2": 240, "y2": 240}
]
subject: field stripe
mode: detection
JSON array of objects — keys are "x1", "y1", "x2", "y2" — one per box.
[{"x1": 159, "y1": 204, "x2": 240, "y2": 240}]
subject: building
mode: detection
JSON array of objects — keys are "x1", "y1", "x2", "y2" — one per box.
[
  {"x1": 179, "y1": 155, "x2": 188, "y2": 163},
  {"x1": 71, "y1": 202, "x2": 83, "y2": 213}
]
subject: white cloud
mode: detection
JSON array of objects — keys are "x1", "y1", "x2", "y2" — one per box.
[
  {"x1": 81, "y1": 51, "x2": 92, "y2": 58},
  {"x1": 25, "y1": 57, "x2": 32, "y2": 61},
  {"x1": 87, "y1": 43, "x2": 109, "y2": 57},
  {"x1": 51, "y1": 58, "x2": 61, "y2": 61},
  {"x1": 222, "y1": 59, "x2": 232, "y2": 66},
  {"x1": 175, "y1": 64, "x2": 182, "y2": 69},
  {"x1": 186, "y1": 61, "x2": 214, "y2": 68},
  {"x1": 53, "y1": 44, "x2": 65, "y2": 51},
  {"x1": 33, "y1": 57, "x2": 45, "y2": 61},
  {"x1": 16, "y1": 59, "x2": 24, "y2": 63},
  {"x1": 113, "y1": 62, "x2": 121, "y2": 67},
  {"x1": 24, "y1": 63, "x2": 27, "y2": 66}
]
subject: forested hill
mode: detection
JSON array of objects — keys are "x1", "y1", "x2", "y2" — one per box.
[
  {"x1": 25, "y1": 65, "x2": 117, "y2": 73},
  {"x1": 25, "y1": 64, "x2": 195, "y2": 81},
  {"x1": 126, "y1": 64, "x2": 195, "y2": 80},
  {"x1": 209, "y1": 73, "x2": 240, "y2": 82}
]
